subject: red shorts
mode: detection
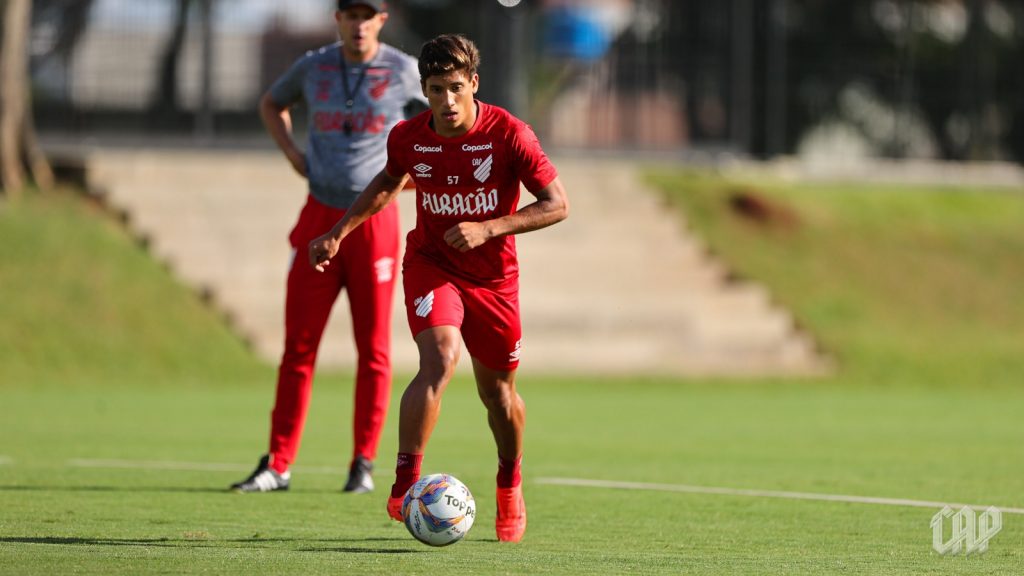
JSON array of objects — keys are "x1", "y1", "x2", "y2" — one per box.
[{"x1": 402, "y1": 261, "x2": 522, "y2": 371}]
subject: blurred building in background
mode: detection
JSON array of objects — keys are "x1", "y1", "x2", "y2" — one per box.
[{"x1": 28, "y1": 0, "x2": 1024, "y2": 163}]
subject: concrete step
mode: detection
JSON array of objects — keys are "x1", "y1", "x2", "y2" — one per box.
[{"x1": 82, "y1": 148, "x2": 829, "y2": 376}]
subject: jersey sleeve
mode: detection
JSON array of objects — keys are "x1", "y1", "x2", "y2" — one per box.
[
  {"x1": 509, "y1": 120, "x2": 558, "y2": 193},
  {"x1": 267, "y1": 54, "x2": 308, "y2": 107}
]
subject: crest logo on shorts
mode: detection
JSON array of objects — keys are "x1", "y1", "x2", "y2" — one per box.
[{"x1": 414, "y1": 291, "x2": 434, "y2": 318}]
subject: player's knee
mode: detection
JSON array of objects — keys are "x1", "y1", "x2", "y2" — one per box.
[
  {"x1": 478, "y1": 383, "x2": 518, "y2": 414},
  {"x1": 418, "y1": 344, "x2": 460, "y2": 382}
]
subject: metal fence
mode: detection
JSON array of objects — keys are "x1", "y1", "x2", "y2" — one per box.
[{"x1": 28, "y1": 0, "x2": 1024, "y2": 162}]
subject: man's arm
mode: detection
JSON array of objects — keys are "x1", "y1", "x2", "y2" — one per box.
[
  {"x1": 443, "y1": 176, "x2": 569, "y2": 253},
  {"x1": 309, "y1": 168, "x2": 410, "y2": 271},
  {"x1": 259, "y1": 92, "x2": 306, "y2": 177}
]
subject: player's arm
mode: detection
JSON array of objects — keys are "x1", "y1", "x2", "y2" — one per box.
[
  {"x1": 444, "y1": 177, "x2": 569, "y2": 253},
  {"x1": 259, "y1": 91, "x2": 306, "y2": 177},
  {"x1": 308, "y1": 168, "x2": 410, "y2": 271}
]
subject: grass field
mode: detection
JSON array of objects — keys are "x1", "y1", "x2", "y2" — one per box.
[{"x1": 2, "y1": 183, "x2": 1023, "y2": 575}]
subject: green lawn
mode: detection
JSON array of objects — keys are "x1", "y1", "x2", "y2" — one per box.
[
  {"x1": 1, "y1": 185, "x2": 1022, "y2": 574},
  {"x1": 645, "y1": 169, "x2": 1024, "y2": 387}
]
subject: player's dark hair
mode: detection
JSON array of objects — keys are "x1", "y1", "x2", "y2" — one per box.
[{"x1": 418, "y1": 34, "x2": 480, "y2": 83}]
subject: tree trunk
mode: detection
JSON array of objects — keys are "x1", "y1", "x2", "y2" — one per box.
[
  {"x1": 1, "y1": 0, "x2": 54, "y2": 197},
  {"x1": 149, "y1": 0, "x2": 192, "y2": 127}
]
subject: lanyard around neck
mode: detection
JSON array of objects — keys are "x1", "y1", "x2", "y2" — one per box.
[{"x1": 339, "y1": 50, "x2": 370, "y2": 109}]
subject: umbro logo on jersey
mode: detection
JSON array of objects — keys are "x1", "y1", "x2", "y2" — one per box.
[
  {"x1": 414, "y1": 163, "x2": 432, "y2": 177},
  {"x1": 414, "y1": 291, "x2": 434, "y2": 318},
  {"x1": 473, "y1": 154, "x2": 493, "y2": 182},
  {"x1": 414, "y1": 144, "x2": 442, "y2": 153}
]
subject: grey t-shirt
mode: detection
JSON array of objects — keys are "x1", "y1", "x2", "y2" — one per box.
[{"x1": 269, "y1": 42, "x2": 426, "y2": 209}]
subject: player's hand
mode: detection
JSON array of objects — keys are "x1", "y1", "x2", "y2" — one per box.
[
  {"x1": 308, "y1": 234, "x2": 340, "y2": 272},
  {"x1": 444, "y1": 222, "x2": 491, "y2": 252}
]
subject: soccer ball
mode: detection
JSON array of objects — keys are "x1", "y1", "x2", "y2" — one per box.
[{"x1": 402, "y1": 473, "x2": 476, "y2": 546}]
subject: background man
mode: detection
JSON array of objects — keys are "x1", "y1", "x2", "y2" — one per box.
[
  {"x1": 309, "y1": 34, "x2": 569, "y2": 542},
  {"x1": 231, "y1": 0, "x2": 426, "y2": 494}
]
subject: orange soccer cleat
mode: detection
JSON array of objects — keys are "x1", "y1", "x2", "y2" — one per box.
[
  {"x1": 387, "y1": 495, "x2": 404, "y2": 522},
  {"x1": 495, "y1": 485, "x2": 527, "y2": 542}
]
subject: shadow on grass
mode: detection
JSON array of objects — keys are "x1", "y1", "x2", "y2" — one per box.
[
  {"x1": 0, "y1": 536, "x2": 179, "y2": 548},
  {"x1": 0, "y1": 485, "x2": 226, "y2": 494},
  {"x1": 0, "y1": 485, "x2": 361, "y2": 495},
  {"x1": 233, "y1": 536, "x2": 425, "y2": 553},
  {"x1": 298, "y1": 546, "x2": 422, "y2": 554},
  {"x1": 1, "y1": 536, "x2": 425, "y2": 555}
]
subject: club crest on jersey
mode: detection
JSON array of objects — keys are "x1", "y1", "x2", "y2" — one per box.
[
  {"x1": 472, "y1": 154, "x2": 493, "y2": 182},
  {"x1": 368, "y1": 70, "x2": 392, "y2": 100},
  {"x1": 422, "y1": 188, "x2": 498, "y2": 217}
]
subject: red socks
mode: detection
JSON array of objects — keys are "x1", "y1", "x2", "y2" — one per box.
[
  {"x1": 390, "y1": 452, "x2": 423, "y2": 498},
  {"x1": 496, "y1": 454, "x2": 522, "y2": 489},
  {"x1": 390, "y1": 453, "x2": 520, "y2": 496}
]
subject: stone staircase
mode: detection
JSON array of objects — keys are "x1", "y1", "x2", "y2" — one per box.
[{"x1": 82, "y1": 148, "x2": 827, "y2": 376}]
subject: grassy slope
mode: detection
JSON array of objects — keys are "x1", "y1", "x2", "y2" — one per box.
[
  {"x1": 1, "y1": 185, "x2": 1022, "y2": 575},
  {"x1": 644, "y1": 169, "x2": 1024, "y2": 387},
  {"x1": 0, "y1": 190, "x2": 265, "y2": 387}
]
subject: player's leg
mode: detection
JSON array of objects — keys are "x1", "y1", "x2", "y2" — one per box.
[
  {"x1": 386, "y1": 324, "x2": 463, "y2": 519},
  {"x1": 387, "y1": 266, "x2": 464, "y2": 519},
  {"x1": 340, "y1": 202, "x2": 400, "y2": 493},
  {"x1": 471, "y1": 359, "x2": 524, "y2": 464},
  {"x1": 462, "y1": 281, "x2": 526, "y2": 542},
  {"x1": 401, "y1": 325, "x2": 463, "y2": 453},
  {"x1": 232, "y1": 198, "x2": 345, "y2": 493},
  {"x1": 471, "y1": 359, "x2": 526, "y2": 542}
]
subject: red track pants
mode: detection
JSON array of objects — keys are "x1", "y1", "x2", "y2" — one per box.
[{"x1": 268, "y1": 195, "x2": 400, "y2": 471}]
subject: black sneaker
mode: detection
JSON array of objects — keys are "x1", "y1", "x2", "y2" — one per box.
[
  {"x1": 342, "y1": 456, "x2": 374, "y2": 493},
  {"x1": 230, "y1": 455, "x2": 290, "y2": 493}
]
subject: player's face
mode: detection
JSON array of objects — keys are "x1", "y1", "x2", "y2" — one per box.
[
  {"x1": 335, "y1": 6, "x2": 387, "y2": 61},
  {"x1": 423, "y1": 71, "x2": 479, "y2": 138}
]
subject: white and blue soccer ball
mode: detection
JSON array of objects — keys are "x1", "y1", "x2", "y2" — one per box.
[{"x1": 402, "y1": 473, "x2": 476, "y2": 546}]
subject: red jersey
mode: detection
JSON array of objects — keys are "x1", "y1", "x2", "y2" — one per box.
[{"x1": 385, "y1": 101, "x2": 558, "y2": 285}]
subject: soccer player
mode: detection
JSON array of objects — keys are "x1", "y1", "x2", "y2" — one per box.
[
  {"x1": 231, "y1": 0, "x2": 427, "y2": 494},
  {"x1": 308, "y1": 33, "x2": 569, "y2": 542}
]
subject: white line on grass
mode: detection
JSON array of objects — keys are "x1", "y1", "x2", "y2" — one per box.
[
  {"x1": 67, "y1": 458, "x2": 345, "y2": 475},
  {"x1": 0, "y1": 456, "x2": 11, "y2": 466},
  {"x1": 62, "y1": 460, "x2": 1023, "y2": 515},
  {"x1": 536, "y1": 477, "x2": 1024, "y2": 515}
]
